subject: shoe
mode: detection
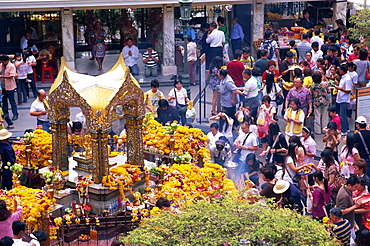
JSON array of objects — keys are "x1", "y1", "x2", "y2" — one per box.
[
  {"x1": 89, "y1": 57, "x2": 95, "y2": 60},
  {"x1": 7, "y1": 125, "x2": 14, "y2": 129},
  {"x1": 211, "y1": 111, "x2": 216, "y2": 116},
  {"x1": 12, "y1": 116, "x2": 18, "y2": 121}
]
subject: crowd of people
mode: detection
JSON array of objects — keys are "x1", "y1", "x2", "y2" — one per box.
[{"x1": 191, "y1": 18, "x2": 370, "y2": 246}]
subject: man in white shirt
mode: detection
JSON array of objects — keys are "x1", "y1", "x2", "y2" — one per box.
[
  {"x1": 207, "y1": 123, "x2": 224, "y2": 152},
  {"x1": 121, "y1": 37, "x2": 139, "y2": 75},
  {"x1": 30, "y1": 89, "x2": 50, "y2": 133},
  {"x1": 335, "y1": 64, "x2": 352, "y2": 135},
  {"x1": 21, "y1": 33, "x2": 39, "y2": 54},
  {"x1": 311, "y1": 42, "x2": 323, "y2": 63},
  {"x1": 12, "y1": 221, "x2": 30, "y2": 246},
  {"x1": 234, "y1": 121, "x2": 258, "y2": 166},
  {"x1": 310, "y1": 29, "x2": 323, "y2": 49},
  {"x1": 206, "y1": 22, "x2": 225, "y2": 68}
]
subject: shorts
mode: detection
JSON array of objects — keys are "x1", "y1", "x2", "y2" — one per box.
[{"x1": 260, "y1": 136, "x2": 268, "y2": 143}]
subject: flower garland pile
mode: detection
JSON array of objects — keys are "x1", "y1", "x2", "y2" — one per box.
[
  {"x1": 148, "y1": 163, "x2": 237, "y2": 206},
  {"x1": 0, "y1": 186, "x2": 53, "y2": 229},
  {"x1": 13, "y1": 128, "x2": 53, "y2": 168},
  {"x1": 142, "y1": 113, "x2": 210, "y2": 163},
  {"x1": 102, "y1": 164, "x2": 142, "y2": 199}
]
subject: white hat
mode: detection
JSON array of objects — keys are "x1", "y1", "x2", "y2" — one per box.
[
  {"x1": 0, "y1": 129, "x2": 12, "y2": 140},
  {"x1": 356, "y1": 116, "x2": 367, "y2": 124},
  {"x1": 273, "y1": 180, "x2": 290, "y2": 194}
]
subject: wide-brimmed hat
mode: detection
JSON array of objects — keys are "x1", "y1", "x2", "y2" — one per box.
[
  {"x1": 273, "y1": 180, "x2": 290, "y2": 194},
  {"x1": 0, "y1": 129, "x2": 12, "y2": 140}
]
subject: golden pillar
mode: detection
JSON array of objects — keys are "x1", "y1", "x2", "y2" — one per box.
[
  {"x1": 90, "y1": 129, "x2": 110, "y2": 183},
  {"x1": 50, "y1": 119, "x2": 69, "y2": 171},
  {"x1": 125, "y1": 115, "x2": 144, "y2": 167}
]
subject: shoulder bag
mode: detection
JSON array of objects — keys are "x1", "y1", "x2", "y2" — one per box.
[
  {"x1": 358, "y1": 131, "x2": 370, "y2": 160},
  {"x1": 274, "y1": 82, "x2": 284, "y2": 105},
  {"x1": 174, "y1": 89, "x2": 188, "y2": 115},
  {"x1": 266, "y1": 133, "x2": 281, "y2": 163},
  {"x1": 318, "y1": 188, "x2": 335, "y2": 217},
  {"x1": 286, "y1": 157, "x2": 302, "y2": 183},
  {"x1": 232, "y1": 132, "x2": 252, "y2": 163}
]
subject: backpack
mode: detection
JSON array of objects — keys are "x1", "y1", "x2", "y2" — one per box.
[{"x1": 261, "y1": 39, "x2": 274, "y2": 60}]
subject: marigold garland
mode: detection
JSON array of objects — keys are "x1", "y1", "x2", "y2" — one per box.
[
  {"x1": 149, "y1": 163, "x2": 237, "y2": 206},
  {"x1": 13, "y1": 129, "x2": 52, "y2": 168},
  {"x1": 0, "y1": 185, "x2": 53, "y2": 229}
]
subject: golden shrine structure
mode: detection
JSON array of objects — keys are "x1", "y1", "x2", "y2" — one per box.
[{"x1": 47, "y1": 54, "x2": 145, "y2": 183}]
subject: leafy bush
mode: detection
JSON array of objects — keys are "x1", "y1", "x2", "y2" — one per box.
[{"x1": 121, "y1": 198, "x2": 338, "y2": 246}]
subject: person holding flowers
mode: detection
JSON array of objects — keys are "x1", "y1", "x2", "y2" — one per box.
[{"x1": 0, "y1": 199, "x2": 22, "y2": 239}]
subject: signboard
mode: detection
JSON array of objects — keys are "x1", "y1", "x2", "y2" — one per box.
[
  {"x1": 356, "y1": 87, "x2": 370, "y2": 123},
  {"x1": 200, "y1": 54, "x2": 206, "y2": 89}
]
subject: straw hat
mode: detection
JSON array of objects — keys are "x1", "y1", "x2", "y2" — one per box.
[
  {"x1": 0, "y1": 129, "x2": 12, "y2": 140},
  {"x1": 273, "y1": 180, "x2": 290, "y2": 194}
]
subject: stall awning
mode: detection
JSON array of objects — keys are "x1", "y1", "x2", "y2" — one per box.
[{"x1": 0, "y1": 0, "x2": 251, "y2": 11}]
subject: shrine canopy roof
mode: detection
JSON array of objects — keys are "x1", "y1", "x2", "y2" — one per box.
[{"x1": 48, "y1": 54, "x2": 145, "y2": 130}]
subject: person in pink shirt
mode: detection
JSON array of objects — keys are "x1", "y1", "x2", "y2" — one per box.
[
  {"x1": 328, "y1": 105, "x2": 341, "y2": 132},
  {"x1": 0, "y1": 199, "x2": 22, "y2": 239},
  {"x1": 340, "y1": 133, "x2": 362, "y2": 176}
]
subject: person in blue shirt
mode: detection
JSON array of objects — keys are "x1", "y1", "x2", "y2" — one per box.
[
  {"x1": 0, "y1": 129, "x2": 16, "y2": 189},
  {"x1": 230, "y1": 17, "x2": 244, "y2": 53},
  {"x1": 273, "y1": 180, "x2": 304, "y2": 213}
]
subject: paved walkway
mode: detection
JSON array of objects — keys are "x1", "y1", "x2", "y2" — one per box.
[{"x1": 7, "y1": 51, "x2": 357, "y2": 159}]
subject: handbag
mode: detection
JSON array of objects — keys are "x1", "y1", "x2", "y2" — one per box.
[
  {"x1": 274, "y1": 83, "x2": 284, "y2": 105},
  {"x1": 174, "y1": 89, "x2": 188, "y2": 115},
  {"x1": 286, "y1": 159, "x2": 302, "y2": 183},
  {"x1": 318, "y1": 189, "x2": 335, "y2": 217}
]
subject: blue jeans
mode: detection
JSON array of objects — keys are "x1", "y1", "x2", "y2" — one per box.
[
  {"x1": 27, "y1": 73, "x2": 38, "y2": 98},
  {"x1": 129, "y1": 64, "x2": 139, "y2": 75},
  {"x1": 37, "y1": 119, "x2": 51, "y2": 133},
  {"x1": 338, "y1": 102, "x2": 349, "y2": 133},
  {"x1": 16, "y1": 79, "x2": 28, "y2": 104},
  {"x1": 2, "y1": 89, "x2": 18, "y2": 118}
]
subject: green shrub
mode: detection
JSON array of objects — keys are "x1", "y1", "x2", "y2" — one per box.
[{"x1": 121, "y1": 198, "x2": 338, "y2": 246}]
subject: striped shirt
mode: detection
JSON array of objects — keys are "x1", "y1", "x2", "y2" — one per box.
[
  {"x1": 143, "y1": 50, "x2": 158, "y2": 68},
  {"x1": 332, "y1": 219, "x2": 351, "y2": 246}
]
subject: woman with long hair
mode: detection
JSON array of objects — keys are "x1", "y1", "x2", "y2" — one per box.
[
  {"x1": 283, "y1": 142, "x2": 310, "y2": 185},
  {"x1": 209, "y1": 56, "x2": 223, "y2": 115},
  {"x1": 0, "y1": 199, "x2": 22, "y2": 239},
  {"x1": 262, "y1": 72, "x2": 282, "y2": 108},
  {"x1": 311, "y1": 170, "x2": 332, "y2": 221},
  {"x1": 315, "y1": 148, "x2": 340, "y2": 198},
  {"x1": 340, "y1": 133, "x2": 361, "y2": 177},
  {"x1": 260, "y1": 122, "x2": 287, "y2": 166}
]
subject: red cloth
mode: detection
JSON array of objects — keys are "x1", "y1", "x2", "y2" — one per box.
[
  {"x1": 332, "y1": 115, "x2": 341, "y2": 131},
  {"x1": 227, "y1": 60, "x2": 245, "y2": 87},
  {"x1": 347, "y1": 54, "x2": 359, "y2": 62},
  {"x1": 262, "y1": 70, "x2": 280, "y2": 81}
]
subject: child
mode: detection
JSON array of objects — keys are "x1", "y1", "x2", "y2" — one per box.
[
  {"x1": 240, "y1": 47, "x2": 254, "y2": 69},
  {"x1": 289, "y1": 40, "x2": 298, "y2": 64},
  {"x1": 323, "y1": 121, "x2": 341, "y2": 163},
  {"x1": 328, "y1": 105, "x2": 341, "y2": 132},
  {"x1": 14, "y1": 52, "x2": 29, "y2": 105}
]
